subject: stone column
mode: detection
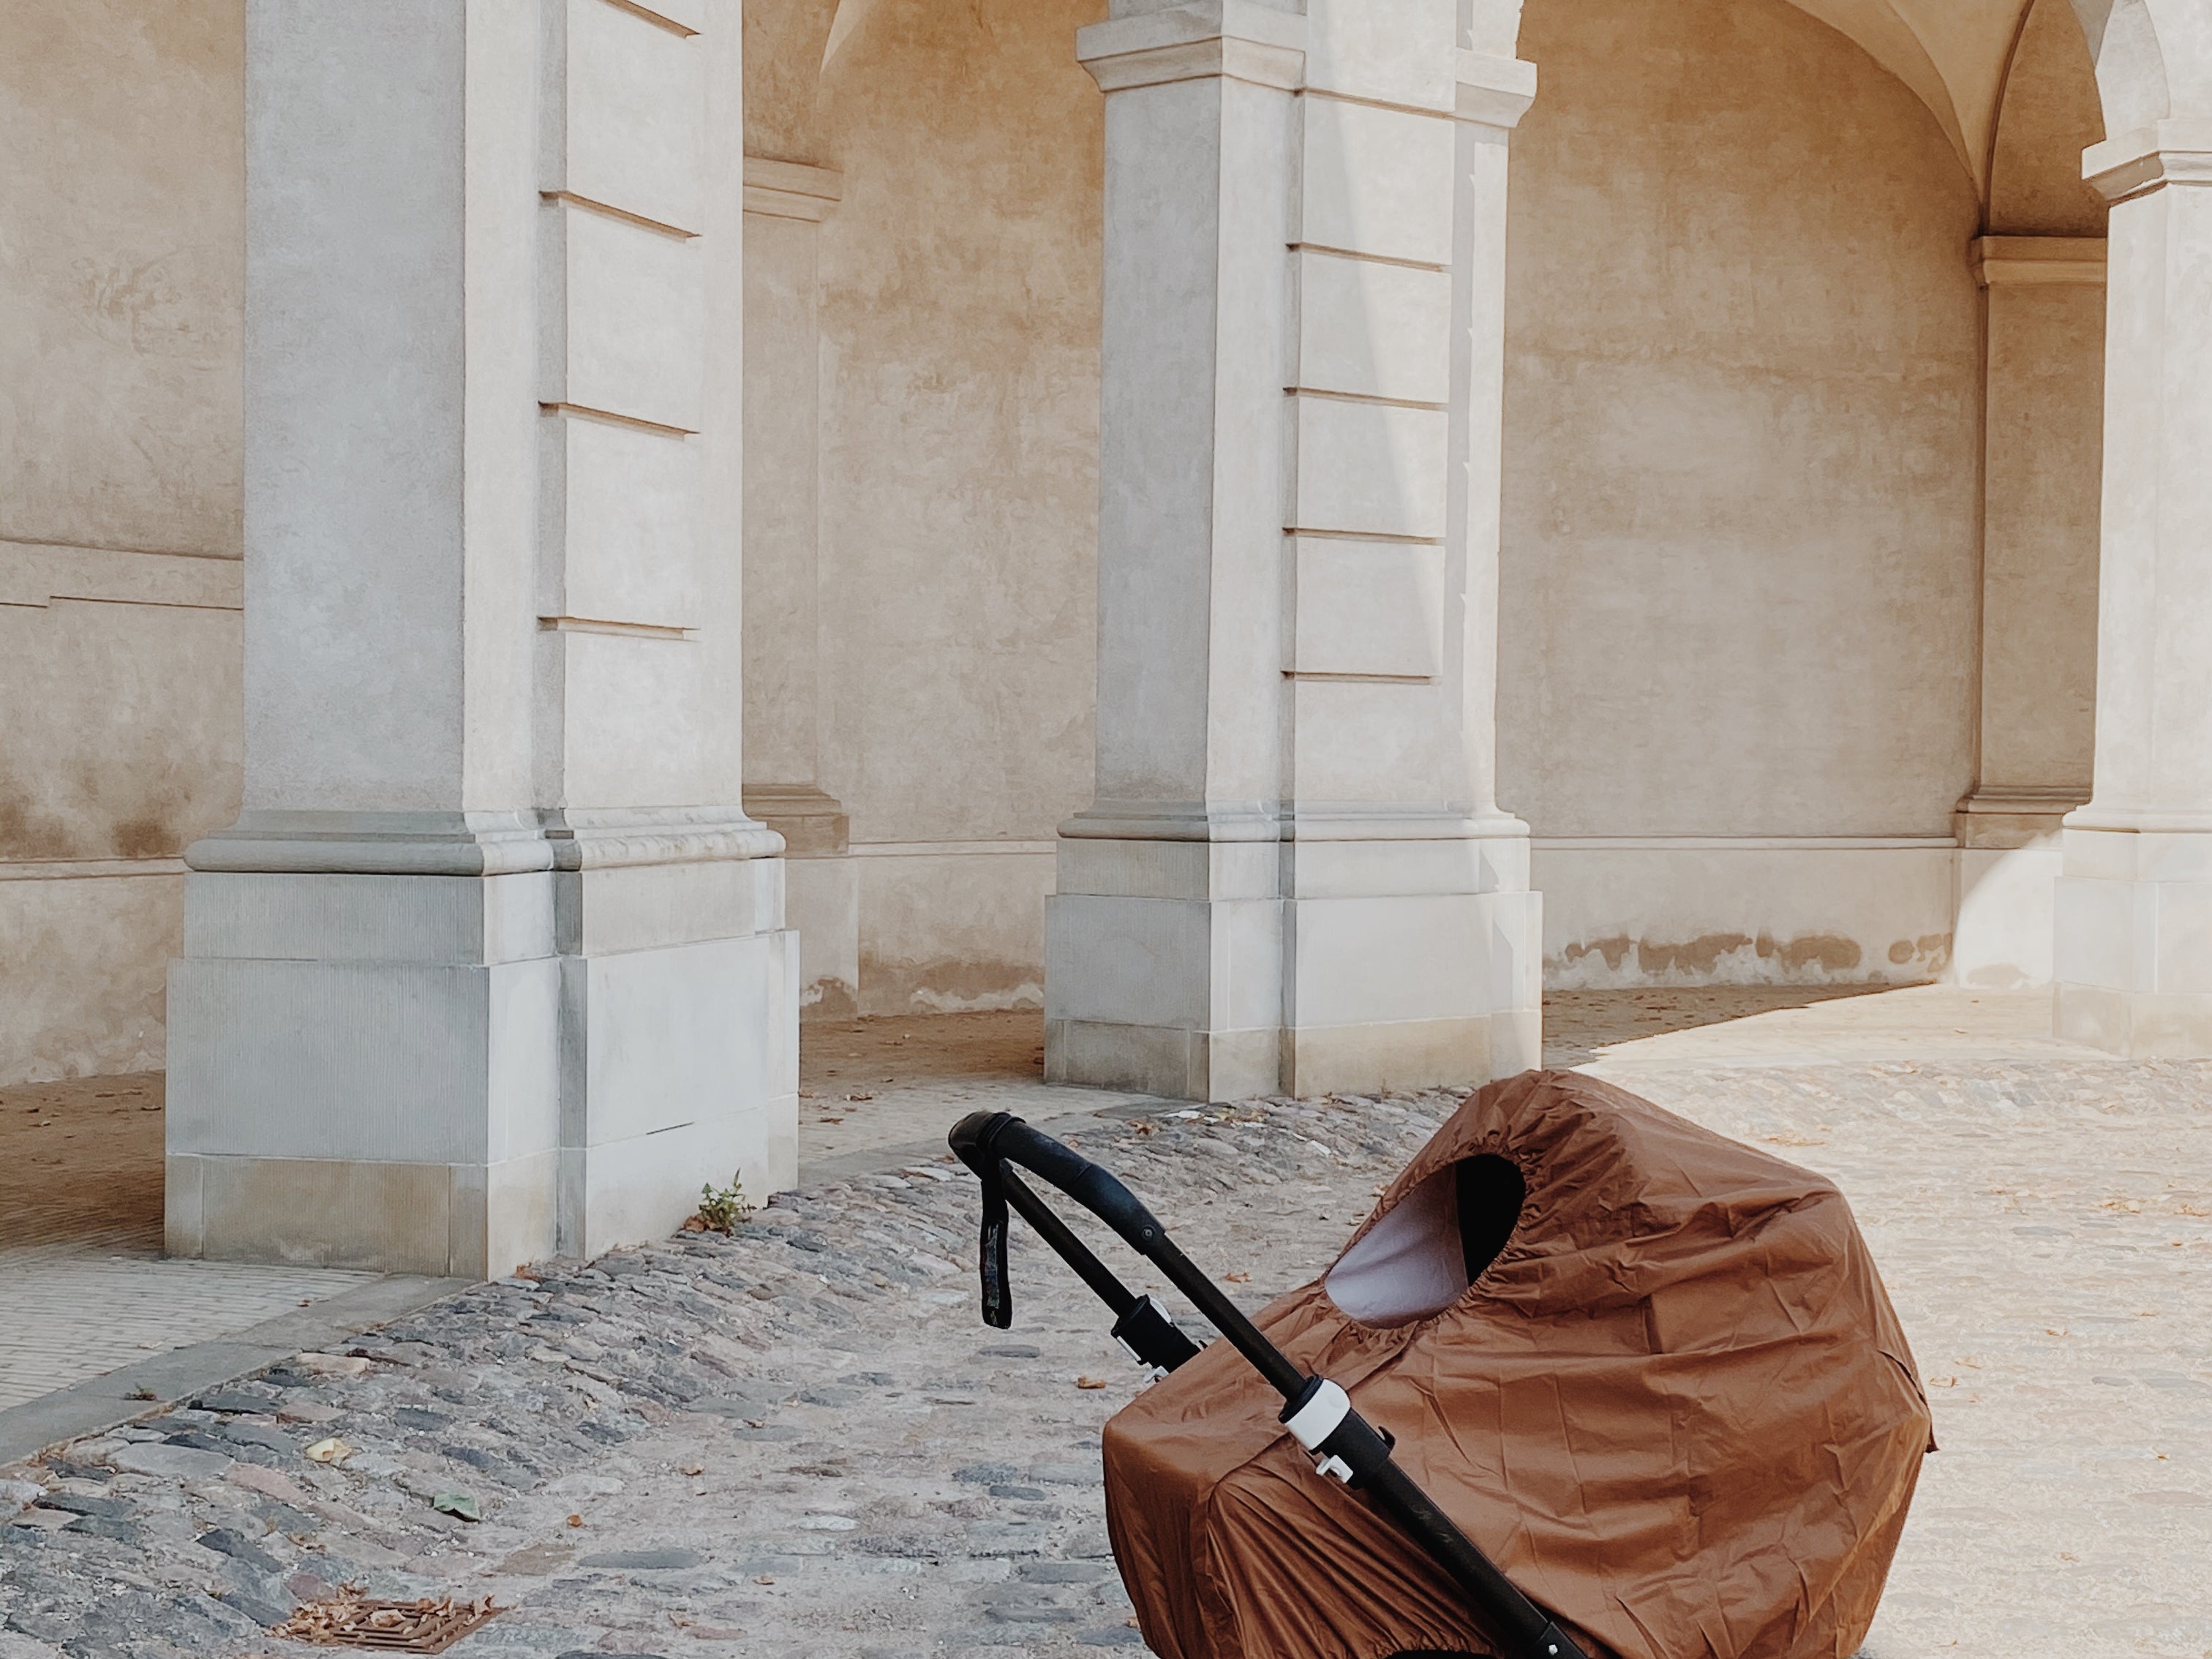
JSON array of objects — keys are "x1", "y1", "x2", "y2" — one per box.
[
  {"x1": 166, "y1": 0, "x2": 797, "y2": 1277},
  {"x1": 740, "y1": 157, "x2": 861, "y2": 1019},
  {"x1": 1045, "y1": 0, "x2": 1541, "y2": 1101},
  {"x1": 2053, "y1": 119, "x2": 2212, "y2": 1054},
  {"x1": 1954, "y1": 236, "x2": 2104, "y2": 987}
]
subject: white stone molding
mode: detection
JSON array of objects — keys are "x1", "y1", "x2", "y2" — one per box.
[
  {"x1": 848, "y1": 839, "x2": 1059, "y2": 859},
  {"x1": 2083, "y1": 118, "x2": 2212, "y2": 204},
  {"x1": 0, "y1": 541, "x2": 243, "y2": 612},
  {"x1": 186, "y1": 810, "x2": 560, "y2": 877},
  {"x1": 538, "y1": 806, "x2": 786, "y2": 870},
  {"x1": 1453, "y1": 48, "x2": 1536, "y2": 130},
  {"x1": 0, "y1": 857, "x2": 189, "y2": 881},
  {"x1": 1971, "y1": 235, "x2": 2108, "y2": 286},
  {"x1": 1955, "y1": 788, "x2": 2088, "y2": 849},
  {"x1": 1075, "y1": 1, "x2": 1306, "y2": 95},
  {"x1": 743, "y1": 157, "x2": 844, "y2": 222}
]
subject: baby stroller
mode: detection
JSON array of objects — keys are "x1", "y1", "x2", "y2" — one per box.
[{"x1": 950, "y1": 1069, "x2": 1931, "y2": 1659}]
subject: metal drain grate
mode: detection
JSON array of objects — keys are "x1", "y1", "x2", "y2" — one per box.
[{"x1": 275, "y1": 1590, "x2": 502, "y2": 1653}]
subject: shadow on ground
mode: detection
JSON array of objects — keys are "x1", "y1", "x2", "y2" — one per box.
[{"x1": 1541, "y1": 985, "x2": 1901, "y2": 1066}]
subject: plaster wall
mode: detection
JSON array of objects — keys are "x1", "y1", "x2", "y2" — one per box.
[
  {"x1": 0, "y1": 0, "x2": 245, "y2": 1083},
  {"x1": 1502, "y1": 0, "x2": 1987, "y2": 985},
  {"x1": 801, "y1": 0, "x2": 1104, "y2": 1016}
]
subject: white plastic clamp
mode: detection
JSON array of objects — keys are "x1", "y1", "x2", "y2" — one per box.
[
  {"x1": 1284, "y1": 1378, "x2": 1350, "y2": 1450},
  {"x1": 1284, "y1": 1379, "x2": 1354, "y2": 1481}
]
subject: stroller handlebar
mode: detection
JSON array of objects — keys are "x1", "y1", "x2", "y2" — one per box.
[
  {"x1": 950, "y1": 1111, "x2": 1167, "y2": 1254},
  {"x1": 948, "y1": 1109, "x2": 1594, "y2": 1659}
]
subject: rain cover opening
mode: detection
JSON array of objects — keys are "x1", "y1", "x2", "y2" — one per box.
[{"x1": 1325, "y1": 1154, "x2": 1525, "y2": 1325}]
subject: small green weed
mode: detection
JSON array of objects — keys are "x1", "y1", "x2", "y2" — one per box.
[{"x1": 688, "y1": 1176, "x2": 753, "y2": 1235}]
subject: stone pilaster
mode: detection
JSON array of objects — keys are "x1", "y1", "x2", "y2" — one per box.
[
  {"x1": 166, "y1": 0, "x2": 795, "y2": 1277},
  {"x1": 741, "y1": 157, "x2": 860, "y2": 1019},
  {"x1": 1045, "y1": 0, "x2": 1541, "y2": 1100},
  {"x1": 2053, "y1": 121, "x2": 2212, "y2": 1054},
  {"x1": 1954, "y1": 236, "x2": 2104, "y2": 987}
]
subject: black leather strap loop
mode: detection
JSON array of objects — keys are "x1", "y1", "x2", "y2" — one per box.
[{"x1": 978, "y1": 1158, "x2": 1013, "y2": 1328}]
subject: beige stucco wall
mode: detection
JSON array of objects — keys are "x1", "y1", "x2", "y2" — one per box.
[
  {"x1": 0, "y1": 0, "x2": 245, "y2": 1083},
  {"x1": 1502, "y1": 0, "x2": 1988, "y2": 985},
  {"x1": 783, "y1": 0, "x2": 1105, "y2": 1015}
]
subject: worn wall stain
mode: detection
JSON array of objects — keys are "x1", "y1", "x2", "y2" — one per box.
[
  {"x1": 1551, "y1": 928, "x2": 1952, "y2": 987},
  {"x1": 0, "y1": 788, "x2": 76, "y2": 862},
  {"x1": 860, "y1": 952, "x2": 1042, "y2": 1018}
]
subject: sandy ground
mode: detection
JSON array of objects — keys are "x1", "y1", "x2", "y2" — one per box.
[{"x1": 0, "y1": 1073, "x2": 162, "y2": 1253}]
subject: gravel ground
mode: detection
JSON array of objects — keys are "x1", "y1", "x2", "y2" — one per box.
[{"x1": 3, "y1": 1061, "x2": 2209, "y2": 1659}]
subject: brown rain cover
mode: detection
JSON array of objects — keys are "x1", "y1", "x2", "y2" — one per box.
[{"x1": 1103, "y1": 1069, "x2": 1931, "y2": 1659}]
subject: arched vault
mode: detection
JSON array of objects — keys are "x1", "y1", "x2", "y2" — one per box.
[
  {"x1": 821, "y1": 0, "x2": 2197, "y2": 206},
  {"x1": 1467, "y1": 0, "x2": 2118, "y2": 197}
]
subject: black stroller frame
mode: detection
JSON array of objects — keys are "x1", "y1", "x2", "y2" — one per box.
[{"x1": 950, "y1": 1110, "x2": 1590, "y2": 1659}]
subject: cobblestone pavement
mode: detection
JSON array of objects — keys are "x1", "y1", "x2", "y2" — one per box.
[{"x1": 2, "y1": 1015, "x2": 2208, "y2": 1658}]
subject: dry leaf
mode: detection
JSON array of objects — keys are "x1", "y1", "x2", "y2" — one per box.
[
  {"x1": 1075, "y1": 1376, "x2": 1108, "y2": 1391},
  {"x1": 1223, "y1": 1271, "x2": 1251, "y2": 1284}
]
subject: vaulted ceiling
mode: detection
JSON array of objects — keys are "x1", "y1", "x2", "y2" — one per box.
[
  {"x1": 813, "y1": 0, "x2": 2068, "y2": 196},
  {"x1": 1783, "y1": 0, "x2": 2044, "y2": 191}
]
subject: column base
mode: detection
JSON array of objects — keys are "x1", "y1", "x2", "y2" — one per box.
[
  {"x1": 168, "y1": 813, "x2": 797, "y2": 1276},
  {"x1": 165, "y1": 1151, "x2": 558, "y2": 1281},
  {"x1": 2053, "y1": 823, "x2": 2212, "y2": 1058},
  {"x1": 745, "y1": 787, "x2": 859, "y2": 1018},
  {"x1": 1953, "y1": 788, "x2": 2083, "y2": 989},
  {"x1": 1045, "y1": 819, "x2": 1541, "y2": 1102}
]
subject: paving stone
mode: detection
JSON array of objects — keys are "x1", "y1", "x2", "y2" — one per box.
[
  {"x1": 577, "y1": 1548, "x2": 705, "y2": 1570},
  {"x1": 1028, "y1": 1464, "x2": 1101, "y2": 1487},
  {"x1": 107, "y1": 1444, "x2": 231, "y2": 1480},
  {"x1": 1019, "y1": 1562, "x2": 1115, "y2": 1584},
  {"x1": 194, "y1": 1527, "x2": 283, "y2": 1573},
  {"x1": 192, "y1": 1390, "x2": 278, "y2": 1416},
  {"x1": 34, "y1": 1492, "x2": 132, "y2": 1519}
]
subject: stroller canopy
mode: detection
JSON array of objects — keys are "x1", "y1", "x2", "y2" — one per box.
[{"x1": 1102, "y1": 1069, "x2": 1932, "y2": 1659}]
